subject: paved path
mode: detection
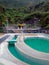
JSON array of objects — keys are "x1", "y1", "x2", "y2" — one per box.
[
  {"x1": 0, "y1": 35, "x2": 10, "y2": 43},
  {"x1": 15, "y1": 34, "x2": 49, "y2": 65},
  {"x1": 0, "y1": 42, "x2": 28, "y2": 65},
  {"x1": 0, "y1": 58, "x2": 17, "y2": 65}
]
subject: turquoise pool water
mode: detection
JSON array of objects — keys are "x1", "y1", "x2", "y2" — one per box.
[
  {"x1": 24, "y1": 37, "x2": 49, "y2": 53},
  {"x1": 8, "y1": 45, "x2": 43, "y2": 65},
  {"x1": 8, "y1": 35, "x2": 17, "y2": 45},
  {"x1": 8, "y1": 35, "x2": 43, "y2": 65}
]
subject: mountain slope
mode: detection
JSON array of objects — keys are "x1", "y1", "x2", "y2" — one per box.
[{"x1": 0, "y1": 0, "x2": 47, "y2": 8}]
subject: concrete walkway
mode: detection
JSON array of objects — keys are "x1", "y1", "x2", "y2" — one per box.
[
  {"x1": 0, "y1": 33, "x2": 49, "y2": 65},
  {"x1": 0, "y1": 35, "x2": 10, "y2": 43},
  {"x1": 0, "y1": 58, "x2": 17, "y2": 65},
  {"x1": 0, "y1": 41, "x2": 28, "y2": 65},
  {"x1": 15, "y1": 34, "x2": 49, "y2": 65}
]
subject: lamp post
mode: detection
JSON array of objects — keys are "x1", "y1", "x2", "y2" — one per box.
[{"x1": 6, "y1": 19, "x2": 9, "y2": 33}]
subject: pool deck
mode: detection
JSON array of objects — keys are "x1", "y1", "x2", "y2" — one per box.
[
  {"x1": 15, "y1": 33, "x2": 49, "y2": 65},
  {"x1": 1, "y1": 42, "x2": 28, "y2": 65},
  {"x1": 0, "y1": 34, "x2": 28, "y2": 65},
  {"x1": 0, "y1": 33, "x2": 49, "y2": 65},
  {"x1": 0, "y1": 58, "x2": 17, "y2": 65}
]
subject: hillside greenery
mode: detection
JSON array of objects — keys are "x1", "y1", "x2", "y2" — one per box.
[{"x1": 0, "y1": 2, "x2": 49, "y2": 29}]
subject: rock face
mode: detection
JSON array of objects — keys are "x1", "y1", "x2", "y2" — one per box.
[{"x1": 0, "y1": 0, "x2": 47, "y2": 8}]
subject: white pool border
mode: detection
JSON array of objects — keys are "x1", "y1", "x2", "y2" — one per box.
[
  {"x1": 15, "y1": 33, "x2": 49, "y2": 61},
  {"x1": 0, "y1": 34, "x2": 28, "y2": 65},
  {"x1": 0, "y1": 33, "x2": 49, "y2": 65}
]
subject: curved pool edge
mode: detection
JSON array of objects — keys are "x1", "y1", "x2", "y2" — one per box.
[
  {"x1": 8, "y1": 44, "x2": 28, "y2": 65},
  {"x1": 1, "y1": 33, "x2": 49, "y2": 65},
  {"x1": 24, "y1": 37, "x2": 49, "y2": 53},
  {"x1": 8, "y1": 34, "x2": 43, "y2": 65},
  {"x1": 5, "y1": 35, "x2": 28, "y2": 65},
  {"x1": 15, "y1": 35, "x2": 49, "y2": 61},
  {"x1": 1, "y1": 41, "x2": 28, "y2": 65}
]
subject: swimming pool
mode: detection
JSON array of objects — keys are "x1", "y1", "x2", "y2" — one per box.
[
  {"x1": 8, "y1": 35, "x2": 43, "y2": 65},
  {"x1": 8, "y1": 35, "x2": 17, "y2": 45},
  {"x1": 24, "y1": 37, "x2": 49, "y2": 53}
]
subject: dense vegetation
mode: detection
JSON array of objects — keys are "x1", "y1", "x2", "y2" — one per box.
[{"x1": 0, "y1": 2, "x2": 49, "y2": 32}]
